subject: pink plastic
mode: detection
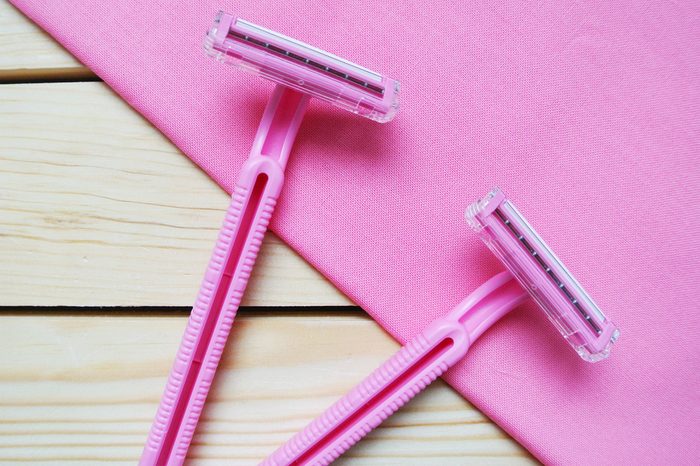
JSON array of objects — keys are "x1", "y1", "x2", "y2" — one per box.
[
  {"x1": 262, "y1": 272, "x2": 528, "y2": 466},
  {"x1": 140, "y1": 85, "x2": 309, "y2": 466}
]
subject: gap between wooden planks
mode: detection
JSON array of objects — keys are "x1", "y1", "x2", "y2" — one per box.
[
  {"x1": 0, "y1": 312, "x2": 534, "y2": 465},
  {"x1": 0, "y1": 81, "x2": 351, "y2": 307},
  {"x1": 0, "y1": 2, "x2": 93, "y2": 81}
]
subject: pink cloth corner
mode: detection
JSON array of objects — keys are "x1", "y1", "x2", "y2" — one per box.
[{"x1": 10, "y1": 1, "x2": 699, "y2": 464}]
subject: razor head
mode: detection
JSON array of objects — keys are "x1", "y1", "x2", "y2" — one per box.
[
  {"x1": 466, "y1": 188, "x2": 619, "y2": 362},
  {"x1": 204, "y1": 12, "x2": 400, "y2": 123}
]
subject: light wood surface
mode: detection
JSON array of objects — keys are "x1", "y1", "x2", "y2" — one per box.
[
  {"x1": 0, "y1": 5, "x2": 533, "y2": 464},
  {"x1": 0, "y1": 2, "x2": 92, "y2": 80},
  {"x1": 0, "y1": 313, "x2": 532, "y2": 465},
  {"x1": 0, "y1": 82, "x2": 351, "y2": 307}
]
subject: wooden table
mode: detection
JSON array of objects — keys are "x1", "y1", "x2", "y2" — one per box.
[{"x1": 0, "y1": 4, "x2": 535, "y2": 464}]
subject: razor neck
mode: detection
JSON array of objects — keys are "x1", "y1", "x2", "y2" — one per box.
[
  {"x1": 250, "y1": 85, "x2": 310, "y2": 169},
  {"x1": 445, "y1": 271, "x2": 529, "y2": 344}
]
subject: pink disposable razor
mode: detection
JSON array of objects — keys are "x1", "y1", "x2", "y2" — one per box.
[
  {"x1": 263, "y1": 188, "x2": 620, "y2": 466},
  {"x1": 140, "y1": 12, "x2": 399, "y2": 466}
]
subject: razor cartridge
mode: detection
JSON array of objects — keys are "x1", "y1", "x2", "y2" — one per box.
[
  {"x1": 467, "y1": 188, "x2": 620, "y2": 362},
  {"x1": 204, "y1": 12, "x2": 400, "y2": 123}
]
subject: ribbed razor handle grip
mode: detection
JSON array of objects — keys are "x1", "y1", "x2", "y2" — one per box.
[
  {"x1": 262, "y1": 320, "x2": 468, "y2": 466},
  {"x1": 141, "y1": 164, "x2": 278, "y2": 466}
]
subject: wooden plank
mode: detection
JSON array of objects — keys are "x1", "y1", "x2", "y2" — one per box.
[
  {"x1": 0, "y1": 313, "x2": 533, "y2": 465},
  {"x1": 0, "y1": 82, "x2": 351, "y2": 307},
  {"x1": 0, "y1": 2, "x2": 92, "y2": 80}
]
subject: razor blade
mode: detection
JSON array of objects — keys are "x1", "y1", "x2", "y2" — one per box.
[
  {"x1": 466, "y1": 188, "x2": 619, "y2": 362},
  {"x1": 204, "y1": 12, "x2": 400, "y2": 123}
]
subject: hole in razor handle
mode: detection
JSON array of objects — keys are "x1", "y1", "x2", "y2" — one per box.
[
  {"x1": 157, "y1": 173, "x2": 269, "y2": 465},
  {"x1": 289, "y1": 337, "x2": 454, "y2": 466},
  {"x1": 493, "y1": 209, "x2": 602, "y2": 335}
]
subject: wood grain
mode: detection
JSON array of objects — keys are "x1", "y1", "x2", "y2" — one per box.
[
  {"x1": 0, "y1": 82, "x2": 351, "y2": 307},
  {"x1": 0, "y1": 313, "x2": 533, "y2": 465},
  {"x1": 0, "y1": 2, "x2": 92, "y2": 80}
]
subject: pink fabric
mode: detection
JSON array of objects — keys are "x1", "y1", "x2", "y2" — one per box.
[{"x1": 11, "y1": 1, "x2": 699, "y2": 464}]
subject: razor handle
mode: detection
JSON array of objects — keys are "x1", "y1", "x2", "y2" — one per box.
[
  {"x1": 262, "y1": 273, "x2": 527, "y2": 466},
  {"x1": 141, "y1": 155, "x2": 285, "y2": 466},
  {"x1": 141, "y1": 85, "x2": 309, "y2": 466},
  {"x1": 261, "y1": 319, "x2": 469, "y2": 466}
]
